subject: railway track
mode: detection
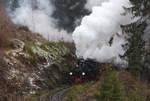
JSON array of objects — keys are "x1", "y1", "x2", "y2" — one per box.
[{"x1": 50, "y1": 87, "x2": 70, "y2": 101}]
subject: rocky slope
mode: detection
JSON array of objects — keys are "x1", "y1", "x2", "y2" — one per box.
[{"x1": 0, "y1": 6, "x2": 76, "y2": 101}]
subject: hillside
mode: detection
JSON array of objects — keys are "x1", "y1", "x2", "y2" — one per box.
[
  {"x1": 66, "y1": 70, "x2": 150, "y2": 101},
  {"x1": 0, "y1": 6, "x2": 76, "y2": 101}
]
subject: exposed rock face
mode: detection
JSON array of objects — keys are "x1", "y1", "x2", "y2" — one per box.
[
  {"x1": 23, "y1": 42, "x2": 76, "y2": 90},
  {"x1": 10, "y1": 39, "x2": 25, "y2": 49}
]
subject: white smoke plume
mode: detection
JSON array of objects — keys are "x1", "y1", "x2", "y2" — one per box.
[
  {"x1": 85, "y1": 0, "x2": 108, "y2": 11},
  {"x1": 7, "y1": 0, "x2": 72, "y2": 42},
  {"x1": 73, "y1": 0, "x2": 131, "y2": 65}
]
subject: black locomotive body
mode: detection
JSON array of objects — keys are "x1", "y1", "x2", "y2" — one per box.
[{"x1": 65, "y1": 59, "x2": 100, "y2": 85}]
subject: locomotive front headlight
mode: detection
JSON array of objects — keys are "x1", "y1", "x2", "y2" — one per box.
[
  {"x1": 76, "y1": 64, "x2": 79, "y2": 67},
  {"x1": 82, "y1": 72, "x2": 85, "y2": 76},
  {"x1": 69, "y1": 72, "x2": 73, "y2": 75}
]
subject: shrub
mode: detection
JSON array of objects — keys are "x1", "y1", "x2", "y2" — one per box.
[{"x1": 96, "y1": 71, "x2": 125, "y2": 101}]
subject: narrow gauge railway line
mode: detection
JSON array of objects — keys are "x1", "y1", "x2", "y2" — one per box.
[{"x1": 50, "y1": 87, "x2": 70, "y2": 101}]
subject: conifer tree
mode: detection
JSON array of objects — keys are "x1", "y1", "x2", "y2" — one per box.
[
  {"x1": 51, "y1": 0, "x2": 90, "y2": 32},
  {"x1": 122, "y1": 0, "x2": 150, "y2": 76},
  {"x1": 122, "y1": 21, "x2": 147, "y2": 76},
  {"x1": 97, "y1": 71, "x2": 125, "y2": 101}
]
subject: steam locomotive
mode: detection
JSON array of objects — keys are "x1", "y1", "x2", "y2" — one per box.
[{"x1": 64, "y1": 59, "x2": 100, "y2": 85}]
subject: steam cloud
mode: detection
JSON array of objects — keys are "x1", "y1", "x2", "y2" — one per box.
[
  {"x1": 85, "y1": 0, "x2": 108, "y2": 11},
  {"x1": 7, "y1": 0, "x2": 72, "y2": 42},
  {"x1": 7, "y1": 0, "x2": 132, "y2": 65},
  {"x1": 73, "y1": 0, "x2": 131, "y2": 65}
]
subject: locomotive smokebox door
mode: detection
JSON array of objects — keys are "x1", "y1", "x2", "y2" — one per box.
[{"x1": 65, "y1": 58, "x2": 100, "y2": 85}]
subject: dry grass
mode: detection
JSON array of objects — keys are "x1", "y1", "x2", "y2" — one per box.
[
  {"x1": 119, "y1": 71, "x2": 150, "y2": 101},
  {"x1": 75, "y1": 71, "x2": 150, "y2": 101},
  {"x1": 0, "y1": 7, "x2": 46, "y2": 50}
]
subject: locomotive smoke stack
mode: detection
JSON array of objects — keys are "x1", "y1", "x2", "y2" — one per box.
[{"x1": 73, "y1": 0, "x2": 132, "y2": 66}]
